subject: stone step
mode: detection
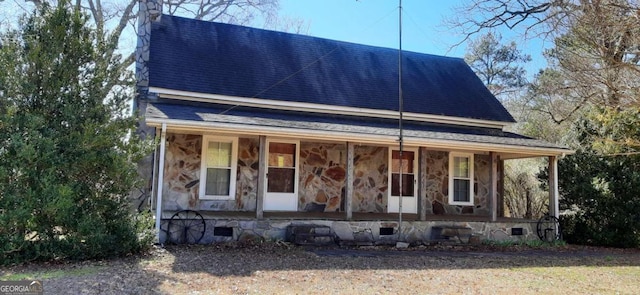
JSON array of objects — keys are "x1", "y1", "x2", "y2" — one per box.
[
  {"x1": 286, "y1": 224, "x2": 336, "y2": 246},
  {"x1": 430, "y1": 226, "x2": 473, "y2": 244}
]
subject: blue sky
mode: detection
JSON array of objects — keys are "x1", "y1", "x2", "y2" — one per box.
[{"x1": 279, "y1": 0, "x2": 549, "y2": 78}]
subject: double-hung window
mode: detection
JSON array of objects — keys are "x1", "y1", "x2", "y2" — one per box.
[
  {"x1": 200, "y1": 136, "x2": 238, "y2": 200},
  {"x1": 448, "y1": 152, "x2": 474, "y2": 205}
]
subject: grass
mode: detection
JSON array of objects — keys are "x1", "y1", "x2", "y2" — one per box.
[
  {"x1": 482, "y1": 239, "x2": 567, "y2": 248},
  {"x1": 1, "y1": 265, "x2": 103, "y2": 281},
  {"x1": 2, "y1": 243, "x2": 639, "y2": 294}
]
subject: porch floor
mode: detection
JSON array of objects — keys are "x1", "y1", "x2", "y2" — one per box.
[{"x1": 162, "y1": 210, "x2": 534, "y2": 223}]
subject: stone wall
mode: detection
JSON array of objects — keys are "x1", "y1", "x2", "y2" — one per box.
[
  {"x1": 159, "y1": 218, "x2": 538, "y2": 244},
  {"x1": 425, "y1": 150, "x2": 490, "y2": 216},
  {"x1": 161, "y1": 133, "x2": 258, "y2": 211},
  {"x1": 352, "y1": 146, "x2": 388, "y2": 213},
  {"x1": 298, "y1": 142, "x2": 347, "y2": 212}
]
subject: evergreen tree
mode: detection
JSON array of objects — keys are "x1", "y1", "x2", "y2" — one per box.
[{"x1": 0, "y1": 1, "x2": 152, "y2": 264}]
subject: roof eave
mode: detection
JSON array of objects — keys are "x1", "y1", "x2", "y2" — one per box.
[
  {"x1": 149, "y1": 87, "x2": 515, "y2": 130},
  {"x1": 145, "y1": 117, "x2": 573, "y2": 158}
]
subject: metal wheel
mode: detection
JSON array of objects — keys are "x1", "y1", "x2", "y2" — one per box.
[
  {"x1": 536, "y1": 215, "x2": 561, "y2": 242},
  {"x1": 167, "y1": 210, "x2": 206, "y2": 244}
]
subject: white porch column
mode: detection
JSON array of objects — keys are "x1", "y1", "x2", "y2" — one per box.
[
  {"x1": 548, "y1": 156, "x2": 559, "y2": 219},
  {"x1": 345, "y1": 142, "x2": 354, "y2": 220},
  {"x1": 256, "y1": 135, "x2": 267, "y2": 219},
  {"x1": 489, "y1": 152, "x2": 498, "y2": 221},
  {"x1": 154, "y1": 123, "x2": 167, "y2": 242}
]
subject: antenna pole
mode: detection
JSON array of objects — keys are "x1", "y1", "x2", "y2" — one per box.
[{"x1": 397, "y1": 0, "x2": 404, "y2": 243}]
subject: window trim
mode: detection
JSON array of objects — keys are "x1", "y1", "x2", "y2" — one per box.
[
  {"x1": 265, "y1": 138, "x2": 300, "y2": 195},
  {"x1": 199, "y1": 135, "x2": 238, "y2": 200},
  {"x1": 387, "y1": 147, "x2": 418, "y2": 198},
  {"x1": 448, "y1": 152, "x2": 474, "y2": 206}
]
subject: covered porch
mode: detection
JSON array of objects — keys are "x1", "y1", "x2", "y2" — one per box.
[{"x1": 146, "y1": 101, "x2": 569, "y2": 244}]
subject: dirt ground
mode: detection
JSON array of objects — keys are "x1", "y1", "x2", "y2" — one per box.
[{"x1": 2, "y1": 242, "x2": 640, "y2": 294}]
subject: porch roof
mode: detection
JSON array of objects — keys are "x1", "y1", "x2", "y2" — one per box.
[{"x1": 145, "y1": 102, "x2": 572, "y2": 158}]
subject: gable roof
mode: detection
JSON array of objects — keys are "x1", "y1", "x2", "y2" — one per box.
[{"x1": 149, "y1": 15, "x2": 516, "y2": 124}]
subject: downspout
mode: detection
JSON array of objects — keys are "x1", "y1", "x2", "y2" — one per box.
[{"x1": 155, "y1": 123, "x2": 167, "y2": 242}]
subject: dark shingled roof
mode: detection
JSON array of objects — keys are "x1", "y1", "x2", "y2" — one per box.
[{"x1": 149, "y1": 15, "x2": 516, "y2": 123}]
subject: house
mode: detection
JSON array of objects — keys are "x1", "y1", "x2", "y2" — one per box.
[{"x1": 135, "y1": 5, "x2": 572, "y2": 244}]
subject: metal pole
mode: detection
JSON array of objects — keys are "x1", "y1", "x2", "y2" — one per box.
[{"x1": 397, "y1": 0, "x2": 404, "y2": 242}]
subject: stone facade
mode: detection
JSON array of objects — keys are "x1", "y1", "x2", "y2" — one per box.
[
  {"x1": 352, "y1": 146, "x2": 388, "y2": 213},
  {"x1": 159, "y1": 218, "x2": 538, "y2": 244},
  {"x1": 136, "y1": 0, "x2": 162, "y2": 90},
  {"x1": 132, "y1": 0, "x2": 163, "y2": 212},
  {"x1": 298, "y1": 142, "x2": 347, "y2": 212},
  {"x1": 160, "y1": 135, "x2": 498, "y2": 217},
  {"x1": 161, "y1": 133, "x2": 258, "y2": 211},
  {"x1": 424, "y1": 150, "x2": 490, "y2": 216}
]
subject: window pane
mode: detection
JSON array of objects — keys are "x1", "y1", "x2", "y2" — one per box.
[
  {"x1": 392, "y1": 150, "x2": 414, "y2": 173},
  {"x1": 207, "y1": 141, "x2": 231, "y2": 167},
  {"x1": 453, "y1": 156, "x2": 469, "y2": 178},
  {"x1": 269, "y1": 143, "x2": 295, "y2": 167},
  {"x1": 453, "y1": 179, "x2": 470, "y2": 202},
  {"x1": 267, "y1": 167, "x2": 295, "y2": 193},
  {"x1": 205, "y1": 168, "x2": 230, "y2": 196},
  {"x1": 391, "y1": 173, "x2": 415, "y2": 197}
]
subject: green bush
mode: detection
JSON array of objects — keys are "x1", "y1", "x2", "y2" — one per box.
[
  {"x1": 0, "y1": 2, "x2": 153, "y2": 265},
  {"x1": 554, "y1": 150, "x2": 640, "y2": 248}
]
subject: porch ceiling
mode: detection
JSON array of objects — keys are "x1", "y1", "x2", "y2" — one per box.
[{"x1": 145, "y1": 101, "x2": 573, "y2": 158}]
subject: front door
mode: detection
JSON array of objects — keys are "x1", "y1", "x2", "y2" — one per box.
[
  {"x1": 264, "y1": 141, "x2": 299, "y2": 211},
  {"x1": 388, "y1": 148, "x2": 418, "y2": 213}
]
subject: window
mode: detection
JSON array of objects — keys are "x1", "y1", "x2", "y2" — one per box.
[
  {"x1": 267, "y1": 142, "x2": 296, "y2": 193},
  {"x1": 200, "y1": 136, "x2": 238, "y2": 200},
  {"x1": 391, "y1": 150, "x2": 415, "y2": 197},
  {"x1": 448, "y1": 152, "x2": 474, "y2": 205}
]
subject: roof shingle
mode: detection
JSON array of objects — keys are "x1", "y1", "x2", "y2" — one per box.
[{"x1": 149, "y1": 15, "x2": 516, "y2": 123}]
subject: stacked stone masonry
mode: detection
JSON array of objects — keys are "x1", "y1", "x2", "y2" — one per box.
[
  {"x1": 160, "y1": 133, "x2": 492, "y2": 218},
  {"x1": 159, "y1": 219, "x2": 537, "y2": 244}
]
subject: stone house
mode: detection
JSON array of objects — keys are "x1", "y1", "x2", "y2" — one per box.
[{"x1": 136, "y1": 8, "x2": 572, "y2": 244}]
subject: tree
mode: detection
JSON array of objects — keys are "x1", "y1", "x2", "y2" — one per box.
[
  {"x1": 548, "y1": 145, "x2": 640, "y2": 248},
  {"x1": 464, "y1": 32, "x2": 531, "y2": 98},
  {"x1": 451, "y1": 0, "x2": 640, "y2": 116},
  {"x1": 0, "y1": 1, "x2": 153, "y2": 264},
  {"x1": 504, "y1": 159, "x2": 548, "y2": 219},
  {"x1": 7, "y1": 0, "x2": 305, "y2": 70}
]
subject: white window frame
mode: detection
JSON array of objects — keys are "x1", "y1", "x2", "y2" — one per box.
[
  {"x1": 448, "y1": 152, "x2": 474, "y2": 206},
  {"x1": 199, "y1": 135, "x2": 238, "y2": 200}
]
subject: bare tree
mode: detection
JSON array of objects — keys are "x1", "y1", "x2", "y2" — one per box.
[
  {"x1": 13, "y1": 0, "x2": 304, "y2": 70},
  {"x1": 450, "y1": 0, "x2": 640, "y2": 110},
  {"x1": 504, "y1": 159, "x2": 548, "y2": 219}
]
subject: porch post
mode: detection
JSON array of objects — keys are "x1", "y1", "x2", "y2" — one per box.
[
  {"x1": 154, "y1": 123, "x2": 167, "y2": 242},
  {"x1": 418, "y1": 147, "x2": 427, "y2": 221},
  {"x1": 489, "y1": 152, "x2": 498, "y2": 221},
  {"x1": 548, "y1": 156, "x2": 559, "y2": 219},
  {"x1": 345, "y1": 142, "x2": 354, "y2": 220},
  {"x1": 256, "y1": 135, "x2": 267, "y2": 219},
  {"x1": 497, "y1": 159, "x2": 505, "y2": 218}
]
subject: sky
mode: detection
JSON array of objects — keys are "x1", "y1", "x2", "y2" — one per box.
[
  {"x1": 278, "y1": 0, "x2": 549, "y2": 78},
  {"x1": 0, "y1": 0, "x2": 549, "y2": 78}
]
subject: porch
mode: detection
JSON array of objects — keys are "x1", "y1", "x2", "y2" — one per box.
[{"x1": 146, "y1": 102, "x2": 569, "y2": 245}]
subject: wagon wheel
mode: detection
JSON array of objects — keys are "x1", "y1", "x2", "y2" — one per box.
[
  {"x1": 536, "y1": 215, "x2": 561, "y2": 242},
  {"x1": 167, "y1": 210, "x2": 206, "y2": 244}
]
